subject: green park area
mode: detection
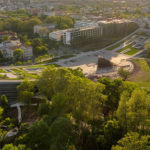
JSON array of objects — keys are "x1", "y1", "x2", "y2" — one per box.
[
  {"x1": 0, "y1": 69, "x2": 7, "y2": 73},
  {"x1": 124, "y1": 49, "x2": 140, "y2": 55},
  {"x1": 117, "y1": 43, "x2": 133, "y2": 53},
  {"x1": 117, "y1": 43, "x2": 140, "y2": 55},
  {"x1": 107, "y1": 41, "x2": 124, "y2": 50},
  {"x1": 0, "y1": 64, "x2": 61, "y2": 80},
  {"x1": 129, "y1": 59, "x2": 150, "y2": 88}
]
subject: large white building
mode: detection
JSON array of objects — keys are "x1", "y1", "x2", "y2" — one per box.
[
  {"x1": 49, "y1": 29, "x2": 68, "y2": 41},
  {"x1": 49, "y1": 19, "x2": 138, "y2": 46},
  {"x1": 20, "y1": 44, "x2": 33, "y2": 59},
  {"x1": 49, "y1": 26, "x2": 103, "y2": 45},
  {"x1": 0, "y1": 39, "x2": 33, "y2": 59},
  {"x1": 63, "y1": 26, "x2": 103, "y2": 45}
]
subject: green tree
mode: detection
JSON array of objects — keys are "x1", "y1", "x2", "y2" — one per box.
[
  {"x1": 2, "y1": 35, "x2": 10, "y2": 41},
  {"x1": 0, "y1": 107, "x2": 7, "y2": 143},
  {"x1": 104, "y1": 120, "x2": 122, "y2": 150},
  {"x1": 116, "y1": 91, "x2": 129, "y2": 133},
  {"x1": 9, "y1": 18, "x2": 23, "y2": 33},
  {"x1": 25, "y1": 120, "x2": 51, "y2": 150},
  {"x1": 45, "y1": 16, "x2": 74, "y2": 29},
  {"x1": 31, "y1": 38, "x2": 48, "y2": 56},
  {"x1": 17, "y1": 80, "x2": 34, "y2": 93},
  {"x1": 49, "y1": 117, "x2": 75, "y2": 150},
  {"x1": 117, "y1": 88, "x2": 150, "y2": 132},
  {"x1": 17, "y1": 80, "x2": 34, "y2": 104},
  {"x1": 98, "y1": 78, "x2": 123, "y2": 117},
  {"x1": 2, "y1": 144, "x2": 30, "y2": 150},
  {"x1": 112, "y1": 132, "x2": 150, "y2": 150},
  {"x1": 24, "y1": 17, "x2": 42, "y2": 34},
  {"x1": 36, "y1": 66, "x2": 106, "y2": 149},
  {"x1": 118, "y1": 68, "x2": 130, "y2": 81},
  {"x1": 13, "y1": 49, "x2": 24, "y2": 61},
  {"x1": 126, "y1": 89, "x2": 150, "y2": 132},
  {"x1": 18, "y1": 91, "x2": 34, "y2": 105},
  {"x1": 15, "y1": 61, "x2": 22, "y2": 66},
  {"x1": 0, "y1": 95, "x2": 9, "y2": 115},
  {"x1": 37, "y1": 67, "x2": 105, "y2": 122}
]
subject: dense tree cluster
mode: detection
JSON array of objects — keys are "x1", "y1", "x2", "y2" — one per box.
[
  {"x1": 0, "y1": 17, "x2": 42, "y2": 37},
  {"x1": 45, "y1": 16, "x2": 74, "y2": 29},
  {"x1": 0, "y1": 66, "x2": 149, "y2": 150},
  {"x1": 0, "y1": 13, "x2": 74, "y2": 58}
]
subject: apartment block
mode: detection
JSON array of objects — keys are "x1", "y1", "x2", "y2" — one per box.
[
  {"x1": 0, "y1": 39, "x2": 33, "y2": 59},
  {"x1": 63, "y1": 26, "x2": 103, "y2": 45},
  {"x1": 49, "y1": 29, "x2": 68, "y2": 41},
  {"x1": 49, "y1": 19, "x2": 138, "y2": 46}
]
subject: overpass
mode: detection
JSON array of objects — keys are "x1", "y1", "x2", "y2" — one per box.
[{"x1": 0, "y1": 81, "x2": 22, "y2": 105}]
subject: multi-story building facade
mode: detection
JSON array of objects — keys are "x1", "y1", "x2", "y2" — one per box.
[
  {"x1": 49, "y1": 19, "x2": 138, "y2": 46},
  {"x1": 98, "y1": 19, "x2": 138, "y2": 38},
  {"x1": 20, "y1": 44, "x2": 33, "y2": 59},
  {"x1": 0, "y1": 39, "x2": 33, "y2": 59},
  {"x1": 63, "y1": 26, "x2": 103, "y2": 45},
  {"x1": 49, "y1": 29, "x2": 68, "y2": 41}
]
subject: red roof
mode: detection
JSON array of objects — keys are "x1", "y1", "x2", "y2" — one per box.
[{"x1": 0, "y1": 31, "x2": 16, "y2": 36}]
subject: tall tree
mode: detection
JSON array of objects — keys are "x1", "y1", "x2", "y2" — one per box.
[
  {"x1": 112, "y1": 132, "x2": 150, "y2": 150},
  {"x1": 13, "y1": 49, "x2": 24, "y2": 61}
]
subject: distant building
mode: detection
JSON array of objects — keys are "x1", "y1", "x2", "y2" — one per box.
[
  {"x1": 0, "y1": 38, "x2": 33, "y2": 59},
  {"x1": 0, "y1": 31, "x2": 17, "y2": 38},
  {"x1": 34, "y1": 24, "x2": 55, "y2": 37},
  {"x1": 43, "y1": 11, "x2": 55, "y2": 16},
  {"x1": 74, "y1": 20, "x2": 99, "y2": 28},
  {"x1": 98, "y1": 19, "x2": 138, "y2": 38},
  {"x1": 49, "y1": 26, "x2": 103, "y2": 46},
  {"x1": 49, "y1": 29, "x2": 68, "y2": 41},
  {"x1": 49, "y1": 19, "x2": 138, "y2": 46},
  {"x1": 20, "y1": 44, "x2": 33, "y2": 59},
  {"x1": 63, "y1": 26, "x2": 103, "y2": 45}
]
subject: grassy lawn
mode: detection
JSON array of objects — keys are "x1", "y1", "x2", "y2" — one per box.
[
  {"x1": 133, "y1": 59, "x2": 150, "y2": 71},
  {"x1": 117, "y1": 43, "x2": 140, "y2": 55},
  {"x1": 27, "y1": 65, "x2": 46, "y2": 69},
  {"x1": 0, "y1": 69, "x2": 7, "y2": 73},
  {"x1": 11, "y1": 69, "x2": 22, "y2": 74},
  {"x1": 124, "y1": 49, "x2": 140, "y2": 55},
  {"x1": 10, "y1": 68, "x2": 40, "y2": 80},
  {"x1": 107, "y1": 41, "x2": 123, "y2": 50},
  {"x1": 24, "y1": 73, "x2": 39, "y2": 79},
  {"x1": 117, "y1": 43, "x2": 133, "y2": 53},
  {"x1": 129, "y1": 59, "x2": 150, "y2": 88},
  {"x1": 0, "y1": 74, "x2": 7, "y2": 79},
  {"x1": 27, "y1": 64, "x2": 61, "y2": 69}
]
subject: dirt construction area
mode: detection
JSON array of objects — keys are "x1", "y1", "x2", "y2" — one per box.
[{"x1": 56, "y1": 49, "x2": 134, "y2": 78}]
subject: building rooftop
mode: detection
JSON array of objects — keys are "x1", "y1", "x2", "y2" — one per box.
[
  {"x1": 98, "y1": 19, "x2": 133, "y2": 24},
  {"x1": 50, "y1": 29, "x2": 69, "y2": 35},
  {"x1": 34, "y1": 24, "x2": 55, "y2": 28}
]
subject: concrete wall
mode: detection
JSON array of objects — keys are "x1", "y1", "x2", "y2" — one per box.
[{"x1": 0, "y1": 81, "x2": 21, "y2": 104}]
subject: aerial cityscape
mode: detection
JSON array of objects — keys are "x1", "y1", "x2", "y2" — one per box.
[{"x1": 0, "y1": 0, "x2": 150, "y2": 149}]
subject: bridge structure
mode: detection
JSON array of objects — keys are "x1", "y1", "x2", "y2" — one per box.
[{"x1": 0, "y1": 81, "x2": 22, "y2": 105}]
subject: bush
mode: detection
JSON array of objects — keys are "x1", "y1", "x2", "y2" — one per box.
[{"x1": 118, "y1": 67, "x2": 130, "y2": 80}]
